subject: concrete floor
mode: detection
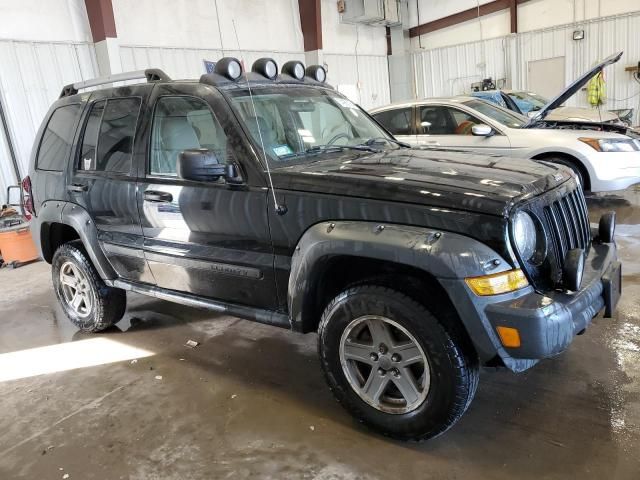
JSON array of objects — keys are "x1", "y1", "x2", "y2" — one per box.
[{"x1": 1, "y1": 190, "x2": 640, "y2": 480}]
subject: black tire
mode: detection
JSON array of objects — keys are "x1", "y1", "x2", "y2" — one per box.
[
  {"x1": 52, "y1": 240, "x2": 126, "y2": 332},
  {"x1": 543, "y1": 157, "x2": 587, "y2": 190},
  {"x1": 318, "y1": 285, "x2": 479, "y2": 441}
]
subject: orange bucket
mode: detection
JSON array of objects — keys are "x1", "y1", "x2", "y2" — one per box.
[{"x1": 0, "y1": 223, "x2": 40, "y2": 264}]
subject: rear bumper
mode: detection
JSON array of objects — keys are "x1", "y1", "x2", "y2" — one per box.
[{"x1": 442, "y1": 242, "x2": 620, "y2": 373}]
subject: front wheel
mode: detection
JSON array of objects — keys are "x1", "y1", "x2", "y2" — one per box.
[
  {"x1": 52, "y1": 240, "x2": 126, "y2": 332},
  {"x1": 318, "y1": 285, "x2": 478, "y2": 441},
  {"x1": 543, "y1": 157, "x2": 587, "y2": 190}
]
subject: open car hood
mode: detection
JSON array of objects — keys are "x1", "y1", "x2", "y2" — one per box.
[{"x1": 525, "y1": 51, "x2": 623, "y2": 127}]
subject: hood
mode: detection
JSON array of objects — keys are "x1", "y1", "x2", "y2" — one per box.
[
  {"x1": 270, "y1": 148, "x2": 572, "y2": 217},
  {"x1": 545, "y1": 106, "x2": 620, "y2": 123},
  {"x1": 525, "y1": 51, "x2": 623, "y2": 127}
]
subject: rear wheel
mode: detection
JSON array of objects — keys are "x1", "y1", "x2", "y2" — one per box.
[
  {"x1": 318, "y1": 285, "x2": 479, "y2": 440},
  {"x1": 52, "y1": 240, "x2": 126, "y2": 332}
]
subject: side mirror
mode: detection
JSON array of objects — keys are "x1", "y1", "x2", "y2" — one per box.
[
  {"x1": 471, "y1": 124, "x2": 494, "y2": 137},
  {"x1": 177, "y1": 149, "x2": 241, "y2": 183},
  {"x1": 420, "y1": 121, "x2": 431, "y2": 133}
]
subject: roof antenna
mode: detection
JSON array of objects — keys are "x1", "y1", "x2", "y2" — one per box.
[{"x1": 231, "y1": 20, "x2": 287, "y2": 215}]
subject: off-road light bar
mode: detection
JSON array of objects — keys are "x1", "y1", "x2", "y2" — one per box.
[
  {"x1": 282, "y1": 61, "x2": 305, "y2": 80},
  {"x1": 252, "y1": 58, "x2": 278, "y2": 80},
  {"x1": 215, "y1": 57, "x2": 243, "y2": 81},
  {"x1": 306, "y1": 65, "x2": 326, "y2": 83}
]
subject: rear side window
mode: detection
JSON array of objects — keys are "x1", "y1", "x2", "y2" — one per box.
[
  {"x1": 373, "y1": 108, "x2": 413, "y2": 136},
  {"x1": 79, "y1": 97, "x2": 141, "y2": 173},
  {"x1": 36, "y1": 104, "x2": 82, "y2": 171}
]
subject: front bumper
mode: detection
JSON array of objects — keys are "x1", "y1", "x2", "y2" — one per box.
[
  {"x1": 589, "y1": 151, "x2": 640, "y2": 191},
  {"x1": 442, "y1": 241, "x2": 620, "y2": 373},
  {"x1": 484, "y1": 242, "x2": 620, "y2": 361}
]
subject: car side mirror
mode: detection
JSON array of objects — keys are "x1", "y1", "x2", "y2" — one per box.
[
  {"x1": 420, "y1": 121, "x2": 431, "y2": 133},
  {"x1": 177, "y1": 149, "x2": 242, "y2": 183},
  {"x1": 471, "y1": 124, "x2": 494, "y2": 137}
]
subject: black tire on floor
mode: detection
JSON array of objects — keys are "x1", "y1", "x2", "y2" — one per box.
[
  {"x1": 52, "y1": 240, "x2": 126, "y2": 332},
  {"x1": 318, "y1": 285, "x2": 479, "y2": 441}
]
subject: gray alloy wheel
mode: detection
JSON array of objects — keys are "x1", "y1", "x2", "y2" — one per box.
[
  {"x1": 339, "y1": 315, "x2": 430, "y2": 414},
  {"x1": 52, "y1": 240, "x2": 126, "y2": 332},
  {"x1": 59, "y1": 260, "x2": 93, "y2": 318}
]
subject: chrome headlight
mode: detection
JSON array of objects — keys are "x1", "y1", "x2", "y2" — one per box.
[
  {"x1": 578, "y1": 137, "x2": 640, "y2": 152},
  {"x1": 512, "y1": 211, "x2": 546, "y2": 264}
]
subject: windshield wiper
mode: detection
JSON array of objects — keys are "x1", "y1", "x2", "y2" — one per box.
[
  {"x1": 359, "y1": 137, "x2": 411, "y2": 148},
  {"x1": 305, "y1": 144, "x2": 379, "y2": 154},
  {"x1": 277, "y1": 144, "x2": 379, "y2": 160}
]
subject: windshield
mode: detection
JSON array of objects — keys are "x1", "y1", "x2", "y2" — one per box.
[
  {"x1": 228, "y1": 86, "x2": 394, "y2": 164},
  {"x1": 463, "y1": 99, "x2": 527, "y2": 128},
  {"x1": 507, "y1": 91, "x2": 549, "y2": 111}
]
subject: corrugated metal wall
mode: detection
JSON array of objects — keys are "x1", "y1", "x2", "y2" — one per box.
[
  {"x1": 412, "y1": 37, "x2": 508, "y2": 99},
  {"x1": 412, "y1": 11, "x2": 640, "y2": 124},
  {"x1": 324, "y1": 54, "x2": 391, "y2": 110},
  {"x1": 0, "y1": 39, "x2": 98, "y2": 196}
]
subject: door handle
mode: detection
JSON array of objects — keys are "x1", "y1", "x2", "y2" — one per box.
[
  {"x1": 144, "y1": 191, "x2": 173, "y2": 203},
  {"x1": 426, "y1": 141, "x2": 440, "y2": 145},
  {"x1": 67, "y1": 183, "x2": 88, "y2": 192}
]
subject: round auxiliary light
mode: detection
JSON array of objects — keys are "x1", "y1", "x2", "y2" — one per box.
[
  {"x1": 306, "y1": 65, "x2": 327, "y2": 83},
  {"x1": 282, "y1": 60, "x2": 305, "y2": 80},
  {"x1": 252, "y1": 58, "x2": 278, "y2": 80},
  {"x1": 215, "y1": 57, "x2": 243, "y2": 81}
]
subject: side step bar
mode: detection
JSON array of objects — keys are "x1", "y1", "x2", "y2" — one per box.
[{"x1": 111, "y1": 279, "x2": 291, "y2": 329}]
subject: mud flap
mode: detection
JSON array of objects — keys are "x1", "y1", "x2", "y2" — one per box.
[{"x1": 602, "y1": 260, "x2": 622, "y2": 318}]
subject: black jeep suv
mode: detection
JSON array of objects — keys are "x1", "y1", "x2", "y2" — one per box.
[{"x1": 25, "y1": 57, "x2": 621, "y2": 440}]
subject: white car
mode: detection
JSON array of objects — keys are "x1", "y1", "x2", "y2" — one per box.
[
  {"x1": 371, "y1": 51, "x2": 640, "y2": 192},
  {"x1": 370, "y1": 97, "x2": 640, "y2": 192}
]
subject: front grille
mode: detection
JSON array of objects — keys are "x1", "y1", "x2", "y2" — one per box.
[
  {"x1": 517, "y1": 180, "x2": 591, "y2": 290},
  {"x1": 543, "y1": 187, "x2": 591, "y2": 274}
]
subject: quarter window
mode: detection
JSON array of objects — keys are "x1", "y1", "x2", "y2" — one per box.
[
  {"x1": 150, "y1": 96, "x2": 228, "y2": 176},
  {"x1": 373, "y1": 108, "x2": 412, "y2": 136},
  {"x1": 36, "y1": 104, "x2": 82, "y2": 171},
  {"x1": 79, "y1": 97, "x2": 141, "y2": 173}
]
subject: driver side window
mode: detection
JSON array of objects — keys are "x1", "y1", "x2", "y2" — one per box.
[
  {"x1": 150, "y1": 96, "x2": 228, "y2": 176},
  {"x1": 419, "y1": 106, "x2": 482, "y2": 135}
]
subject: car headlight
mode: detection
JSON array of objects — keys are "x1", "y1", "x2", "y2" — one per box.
[
  {"x1": 578, "y1": 137, "x2": 640, "y2": 152},
  {"x1": 512, "y1": 211, "x2": 546, "y2": 264}
]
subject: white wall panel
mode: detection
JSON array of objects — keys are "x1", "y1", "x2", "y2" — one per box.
[
  {"x1": 0, "y1": 0, "x2": 91, "y2": 43},
  {"x1": 323, "y1": 54, "x2": 390, "y2": 110},
  {"x1": 411, "y1": 12, "x2": 640, "y2": 124},
  {"x1": 0, "y1": 40, "x2": 97, "y2": 194},
  {"x1": 412, "y1": 36, "x2": 508, "y2": 99}
]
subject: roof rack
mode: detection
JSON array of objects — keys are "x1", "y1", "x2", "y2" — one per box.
[{"x1": 59, "y1": 68, "x2": 171, "y2": 98}]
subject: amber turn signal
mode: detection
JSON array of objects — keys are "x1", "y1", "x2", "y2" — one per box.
[
  {"x1": 464, "y1": 269, "x2": 529, "y2": 296},
  {"x1": 496, "y1": 326, "x2": 521, "y2": 348}
]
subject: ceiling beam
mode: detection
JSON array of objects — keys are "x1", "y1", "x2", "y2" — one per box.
[{"x1": 409, "y1": 0, "x2": 529, "y2": 38}]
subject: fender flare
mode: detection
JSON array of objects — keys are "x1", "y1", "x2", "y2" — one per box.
[
  {"x1": 33, "y1": 200, "x2": 117, "y2": 280},
  {"x1": 287, "y1": 221, "x2": 514, "y2": 360}
]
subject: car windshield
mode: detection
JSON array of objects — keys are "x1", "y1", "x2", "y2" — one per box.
[
  {"x1": 507, "y1": 91, "x2": 549, "y2": 111},
  {"x1": 227, "y1": 86, "x2": 396, "y2": 165},
  {"x1": 462, "y1": 99, "x2": 528, "y2": 128}
]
